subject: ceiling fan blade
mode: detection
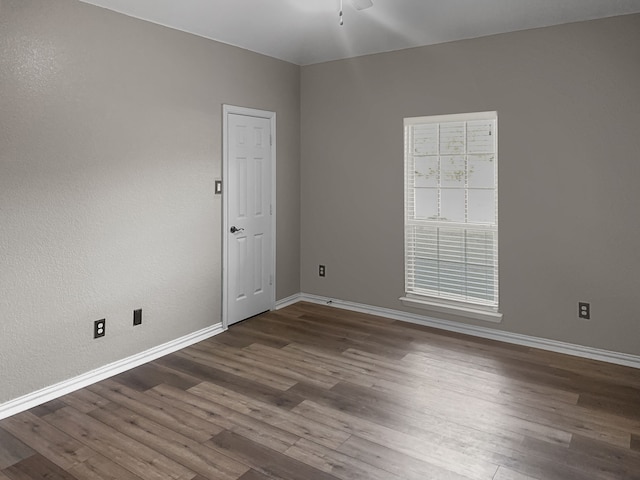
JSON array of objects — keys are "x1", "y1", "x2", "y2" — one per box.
[{"x1": 350, "y1": 0, "x2": 373, "y2": 11}]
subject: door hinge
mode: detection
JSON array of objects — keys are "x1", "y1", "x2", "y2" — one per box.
[
  {"x1": 270, "y1": 135, "x2": 273, "y2": 146},
  {"x1": 269, "y1": 274, "x2": 273, "y2": 286}
]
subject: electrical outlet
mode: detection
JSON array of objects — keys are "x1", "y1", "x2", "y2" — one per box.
[
  {"x1": 319, "y1": 265, "x2": 326, "y2": 277},
  {"x1": 578, "y1": 302, "x2": 590, "y2": 319},
  {"x1": 94, "y1": 319, "x2": 106, "y2": 338},
  {"x1": 133, "y1": 308, "x2": 142, "y2": 326}
]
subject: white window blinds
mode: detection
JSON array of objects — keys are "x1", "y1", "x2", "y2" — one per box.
[{"x1": 404, "y1": 112, "x2": 498, "y2": 308}]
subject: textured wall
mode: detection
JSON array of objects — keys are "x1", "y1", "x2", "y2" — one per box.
[
  {"x1": 300, "y1": 14, "x2": 640, "y2": 355},
  {"x1": 0, "y1": 0, "x2": 300, "y2": 403}
]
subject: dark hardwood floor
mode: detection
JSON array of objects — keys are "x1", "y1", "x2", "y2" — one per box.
[{"x1": 2, "y1": 301, "x2": 640, "y2": 479}]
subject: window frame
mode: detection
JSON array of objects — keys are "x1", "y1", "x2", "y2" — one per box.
[{"x1": 401, "y1": 111, "x2": 502, "y2": 323}]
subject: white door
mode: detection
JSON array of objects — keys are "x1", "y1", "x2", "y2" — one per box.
[{"x1": 223, "y1": 108, "x2": 275, "y2": 326}]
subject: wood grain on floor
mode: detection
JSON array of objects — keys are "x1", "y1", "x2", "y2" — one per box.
[{"x1": 1, "y1": 302, "x2": 639, "y2": 480}]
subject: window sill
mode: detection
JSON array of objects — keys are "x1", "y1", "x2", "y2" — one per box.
[{"x1": 399, "y1": 296, "x2": 503, "y2": 323}]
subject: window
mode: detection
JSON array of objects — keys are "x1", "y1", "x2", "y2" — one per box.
[{"x1": 402, "y1": 112, "x2": 500, "y2": 321}]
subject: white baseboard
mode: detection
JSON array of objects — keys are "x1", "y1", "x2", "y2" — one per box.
[
  {"x1": 0, "y1": 323, "x2": 226, "y2": 421},
  {"x1": 297, "y1": 293, "x2": 640, "y2": 370},
  {"x1": 276, "y1": 293, "x2": 304, "y2": 309},
  {"x1": 4, "y1": 294, "x2": 638, "y2": 421}
]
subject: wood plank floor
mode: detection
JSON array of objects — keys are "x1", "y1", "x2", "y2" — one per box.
[{"x1": 2, "y1": 302, "x2": 640, "y2": 480}]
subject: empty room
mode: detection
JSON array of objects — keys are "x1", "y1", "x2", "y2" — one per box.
[{"x1": 1, "y1": 0, "x2": 640, "y2": 479}]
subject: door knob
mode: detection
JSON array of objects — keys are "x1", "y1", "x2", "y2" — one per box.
[{"x1": 230, "y1": 226, "x2": 244, "y2": 233}]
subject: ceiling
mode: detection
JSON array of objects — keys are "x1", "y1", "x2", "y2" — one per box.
[{"x1": 79, "y1": 0, "x2": 640, "y2": 65}]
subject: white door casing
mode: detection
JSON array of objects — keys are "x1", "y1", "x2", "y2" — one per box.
[{"x1": 223, "y1": 106, "x2": 276, "y2": 327}]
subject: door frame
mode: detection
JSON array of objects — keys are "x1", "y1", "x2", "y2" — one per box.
[{"x1": 222, "y1": 104, "x2": 276, "y2": 329}]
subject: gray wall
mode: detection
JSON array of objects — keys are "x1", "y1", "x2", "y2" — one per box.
[
  {"x1": 2, "y1": 0, "x2": 639, "y2": 407},
  {"x1": 0, "y1": 0, "x2": 300, "y2": 403},
  {"x1": 301, "y1": 14, "x2": 640, "y2": 355}
]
